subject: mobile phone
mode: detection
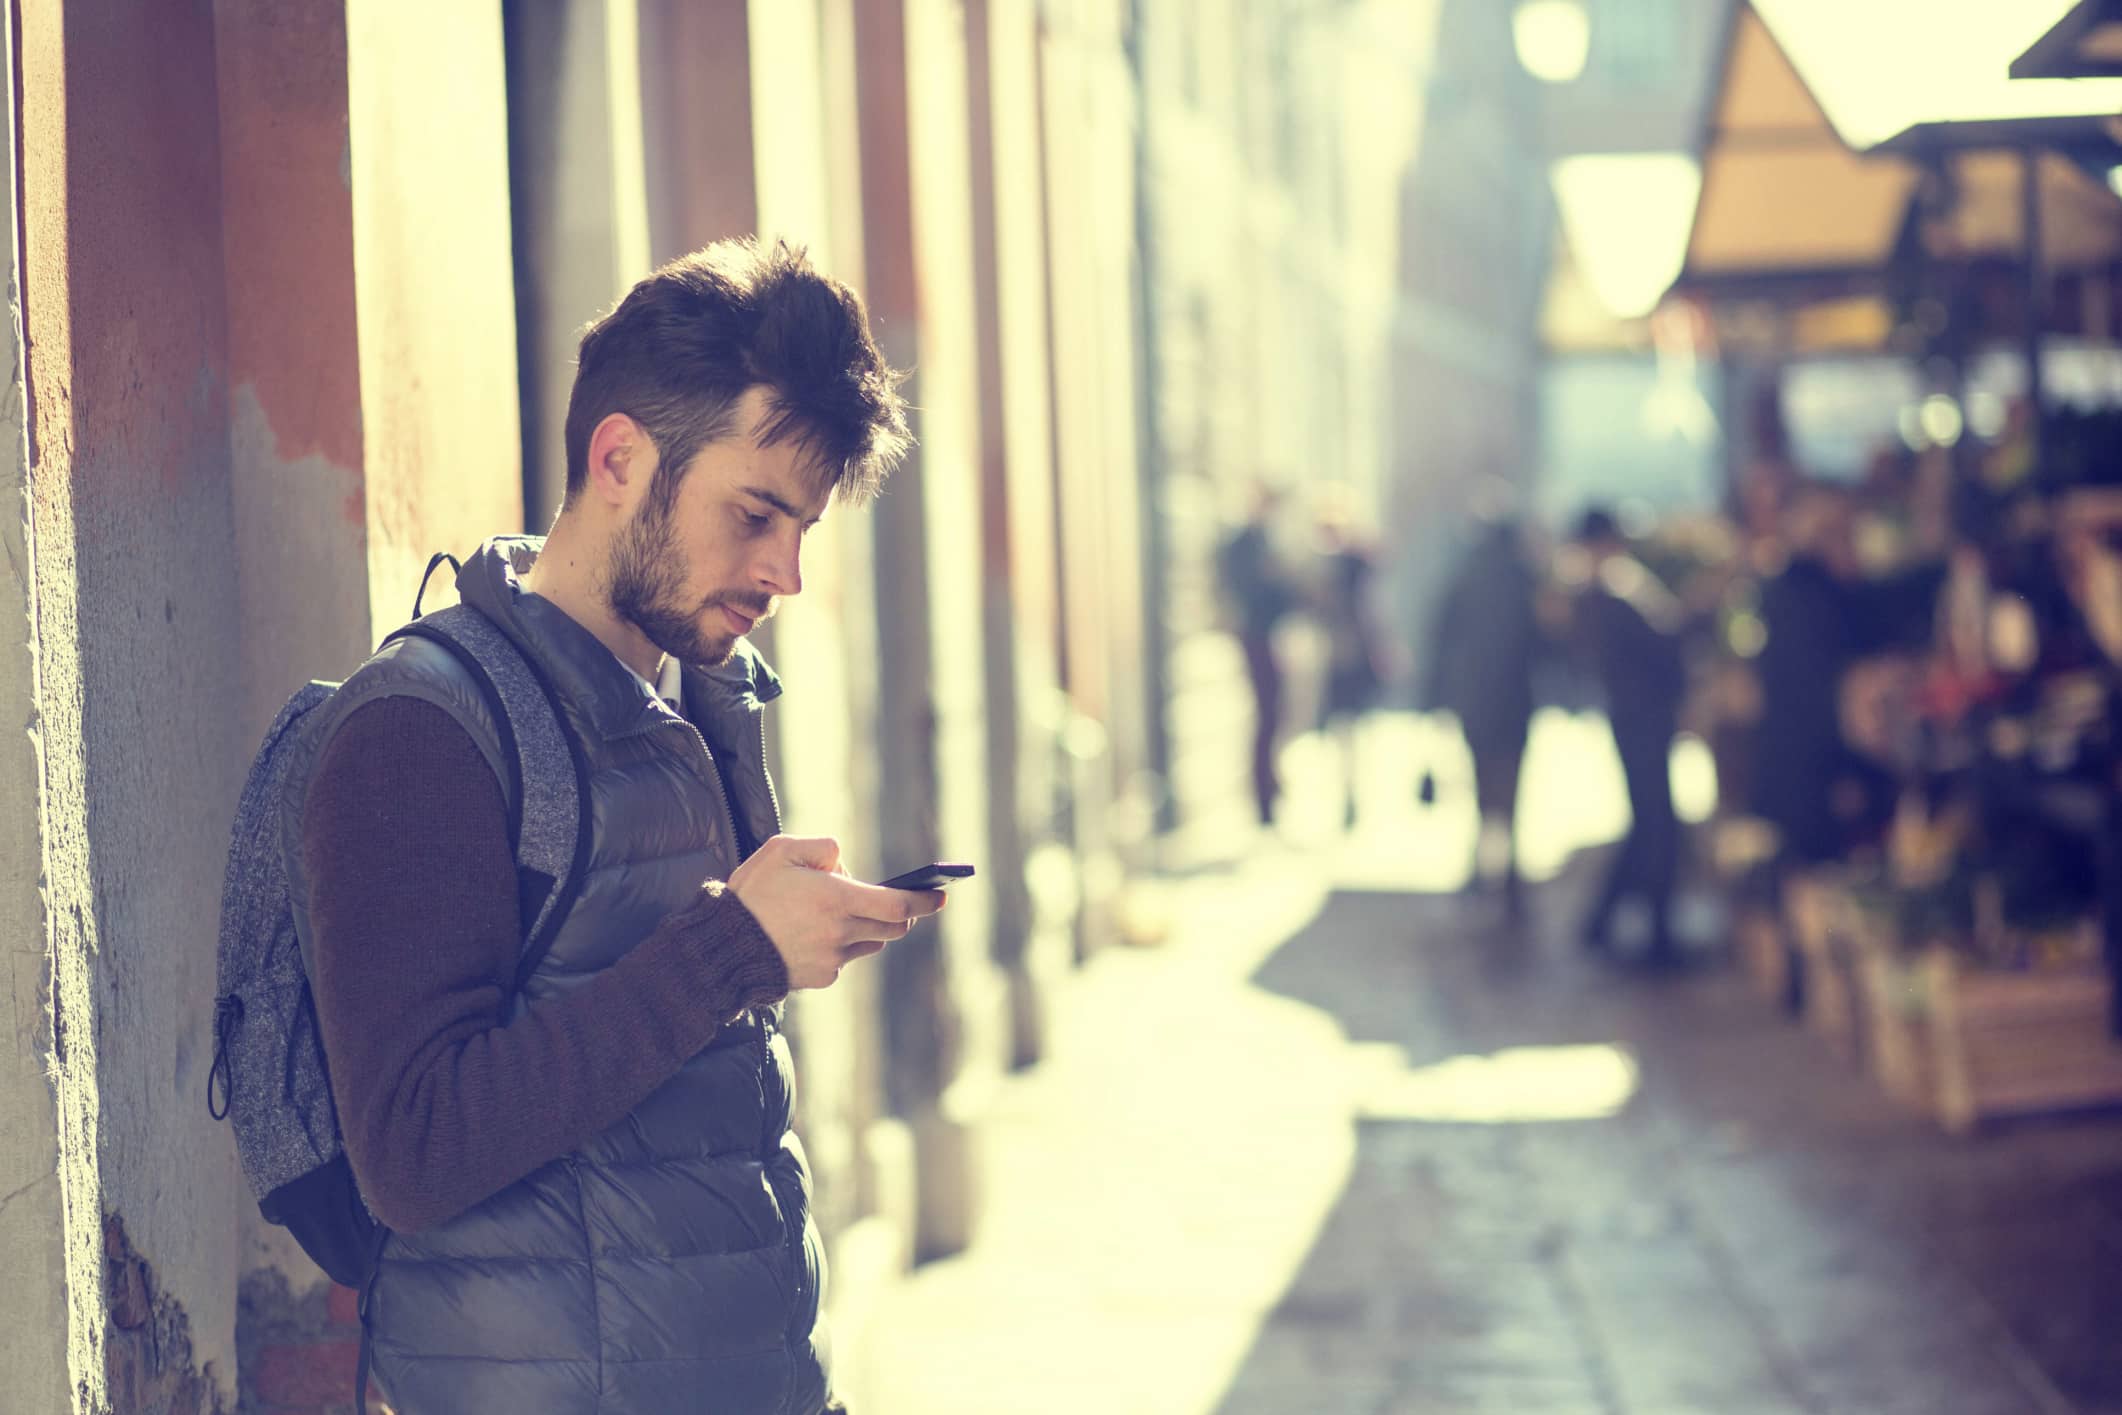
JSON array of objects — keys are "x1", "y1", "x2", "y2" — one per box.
[{"x1": 876, "y1": 862, "x2": 976, "y2": 891}]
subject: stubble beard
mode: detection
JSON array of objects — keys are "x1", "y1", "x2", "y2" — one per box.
[{"x1": 604, "y1": 499, "x2": 764, "y2": 669}]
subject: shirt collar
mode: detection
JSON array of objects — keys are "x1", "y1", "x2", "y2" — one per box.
[{"x1": 625, "y1": 654, "x2": 686, "y2": 715}]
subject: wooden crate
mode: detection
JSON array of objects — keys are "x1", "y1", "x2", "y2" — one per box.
[
  {"x1": 1853, "y1": 946, "x2": 2122, "y2": 1133},
  {"x1": 1925, "y1": 953, "x2": 2122, "y2": 1134}
]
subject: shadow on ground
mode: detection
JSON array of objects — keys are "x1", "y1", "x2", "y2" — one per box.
[{"x1": 1212, "y1": 875, "x2": 2122, "y2": 1415}]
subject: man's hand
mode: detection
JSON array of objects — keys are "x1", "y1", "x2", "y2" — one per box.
[{"x1": 728, "y1": 835, "x2": 945, "y2": 990}]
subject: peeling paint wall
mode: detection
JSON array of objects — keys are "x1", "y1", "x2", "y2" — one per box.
[
  {"x1": 214, "y1": 0, "x2": 373, "y2": 747},
  {"x1": 18, "y1": 3, "x2": 249, "y2": 1409}
]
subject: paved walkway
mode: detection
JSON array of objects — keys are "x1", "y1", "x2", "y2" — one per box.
[{"x1": 854, "y1": 839, "x2": 2122, "y2": 1415}]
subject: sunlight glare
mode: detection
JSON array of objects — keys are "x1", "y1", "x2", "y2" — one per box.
[{"x1": 1349, "y1": 1042, "x2": 1642, "y2": 1124}]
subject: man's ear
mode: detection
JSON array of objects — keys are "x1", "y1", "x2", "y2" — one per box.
[{"x1": 584, "y1": 413, "x2": 654, "y2": 509}]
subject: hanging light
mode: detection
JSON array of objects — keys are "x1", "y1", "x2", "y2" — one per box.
[
  {"x1": 1551, "y1": 152, "x2": 1703, "y2": 319},
  {"x1": 1514, "y1": 0, "x2": 1591, "y2": 84}
]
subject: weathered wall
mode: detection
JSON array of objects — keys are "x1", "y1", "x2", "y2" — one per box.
[
  {"x1": 212, "y1": 0, "x2": 380, "y2": 1353},
  {"x1": 18, "y1": 1, "x2": 250, "y2": 1407},
  {"x1": 214, "y1": 0, "x2": 372, "y2": 753},
  {"x1": 0, "y1": 2, "x2": 71, "y2": 1406},
  {"x1": 349, "y1": 0, "x2": 526, "y2": 617}
]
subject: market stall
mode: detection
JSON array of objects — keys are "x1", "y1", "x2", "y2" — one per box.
[{"x1": 1661, "y1": 1, "x2": 2122, "y2": 1133}]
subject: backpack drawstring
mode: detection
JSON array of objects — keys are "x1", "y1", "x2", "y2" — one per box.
[{"x1": 207, "y1": 994, "x2": 244, "y2": 1120}]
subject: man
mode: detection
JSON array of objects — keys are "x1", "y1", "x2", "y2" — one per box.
[
  {"x1": 1753, "y1": 487, "x2": 1926, "y2": 866},
  {"x1": 1217, "y1": 482, "x2": 1299, "y2": 825},
  {"x1": 1570, "y1": 508, "x2": 1687, "y2": 965},
  {"x1": 297, "y1": 240, "x2": 936, "y2": 1414},
  {"x1": 1427, "y1": 511, "x2": 1540, "y2": 916}
]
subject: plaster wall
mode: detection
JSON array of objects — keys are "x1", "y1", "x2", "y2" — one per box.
[{"x1": 18, "y1": 3, "x2": 252, "y2": 1405}]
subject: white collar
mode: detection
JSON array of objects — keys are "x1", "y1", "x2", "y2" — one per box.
[{"x1": 627, "y1": 655, "x2": 686, "y2": 715}]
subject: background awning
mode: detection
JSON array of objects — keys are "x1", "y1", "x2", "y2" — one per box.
[{"x1": 2012, "y1": 0, "x2": 2122, "y2": 80}]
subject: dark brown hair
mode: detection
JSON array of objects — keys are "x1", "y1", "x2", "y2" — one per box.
[{"x1": 563, "y1": 238, "x2": 910, "y2": 511}]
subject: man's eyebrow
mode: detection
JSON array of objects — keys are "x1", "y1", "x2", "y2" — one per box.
[{"x1": 738, "y1": 486, "x2": 819, "y2": 523}]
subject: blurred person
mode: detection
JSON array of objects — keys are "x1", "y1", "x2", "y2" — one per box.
[
  {"x1": 294, "y1": 240, "x2": 929, "y2": 1415},
  {"x1": 1753, "y1": 487, "x2": 1937, "y2": 867},
  {"x1": 1571, "y1": 507, "x2": 1687, "y2": 964},
  {"x1": 1427, "y1": 508, "x2": 1541, "y2": 916},
  {"x1": 1218, "y1": 482, "x2": 1301, "y2": 825},
  {"x1": 1313, "y1": 496, "x2": 1387, "y2": 828}
]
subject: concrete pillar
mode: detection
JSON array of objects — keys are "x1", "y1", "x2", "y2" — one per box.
[
  {"x1": 218, "y1": 5, "x2": 523, "y2": 1404},
  {"x1": 1039, "y1": 4, "x2": 1149, "y2": 951},
  {"x1": 15, "y1": 3, "x2": 517, "y2": 1409},
  {"x1": 851, "y1": 0, "x2": 1014, "y2": 1264},
  {"x1": 638, "y1": 0, "x2": 757, "y2": 264},
  {"x1": 18, "y1": 2, "x2": 250, "y2": 1406},
  {"x1": 216, "y1": 0, "x2": 372, "y2": 799},
  {"x1": 0, "y1": 5, "x2": 70, "y2": 1408},
  {"x1": 346, "y1": 0, "x2": 524, "y2": 604},
  {"x1": 964, "y1": 0, "x2": 1076, "y2": 1068},
  {"x1": 503, "y1": 0, "x2": 652, "y2": 529}
]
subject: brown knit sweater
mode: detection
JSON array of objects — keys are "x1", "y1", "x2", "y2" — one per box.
[{"x1": 301, "y1": 695, "x2": 790, "y2": 1234}]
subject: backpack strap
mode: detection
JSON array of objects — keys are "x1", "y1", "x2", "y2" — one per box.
[{"x1": 384, "y1": 605, "x2": 595, "y2": 992}]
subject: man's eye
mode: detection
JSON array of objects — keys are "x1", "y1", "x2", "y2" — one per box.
[{"x1": 740, "y1": 510, "x2": 772, "y2": 531}]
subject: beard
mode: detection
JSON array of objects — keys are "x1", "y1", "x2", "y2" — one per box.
[{"x1": 603, "y1": 500, "x2": 769, "y2": 669}]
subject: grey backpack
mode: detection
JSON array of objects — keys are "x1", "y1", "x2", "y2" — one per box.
[{"x1": 206, "y1": 560, "x2": 592, "y2": 1292}]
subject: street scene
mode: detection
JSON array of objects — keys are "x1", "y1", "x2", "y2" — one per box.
[{"x1": 10, "y1": 2, "x2": 2122, "y2": 1414}]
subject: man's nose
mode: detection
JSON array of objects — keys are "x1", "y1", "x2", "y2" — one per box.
[{"x1": 755, "y1": 530, "x2": 801, "y2": 599}]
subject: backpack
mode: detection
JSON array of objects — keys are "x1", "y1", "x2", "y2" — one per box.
[{"x1": 206, "y1": 556, "x2": 593, "y2": 1294}]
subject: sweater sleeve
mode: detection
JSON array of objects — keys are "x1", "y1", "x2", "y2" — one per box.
[{"x1": 301, "y1": 695, "x2": 790, "y2": 1234}]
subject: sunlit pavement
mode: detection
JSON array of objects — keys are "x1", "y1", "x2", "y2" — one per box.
[{"x1": 851, "y1": 715, "x2": 2122, "y2": 1415}]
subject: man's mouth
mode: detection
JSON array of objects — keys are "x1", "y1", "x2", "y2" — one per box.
[{"x1": 718, "y1": 599, "x2": 769, "y2": 636}]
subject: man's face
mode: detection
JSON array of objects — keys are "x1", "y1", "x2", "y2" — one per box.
[{"x1": 603, "y1": 386, "x2": 830, "y2": 668}]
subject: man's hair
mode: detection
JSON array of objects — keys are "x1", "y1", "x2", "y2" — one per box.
[{"x1": 563, "y1": 238, "x2": 910, "y2": 511}]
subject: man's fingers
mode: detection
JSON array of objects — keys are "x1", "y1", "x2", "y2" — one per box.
[
  {"x1": 840, "y1": 880, "x2": 946, "y2": 920},
  {"x1": 840, "y1": 937, "x2": 889, "y2": 963},
  {"x1": 841, "y1": 914, "x2": 914, "y2": 947}
]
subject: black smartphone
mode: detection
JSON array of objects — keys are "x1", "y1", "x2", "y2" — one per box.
[{"x1": 876, "y1": 862, "x2": 976, "y2": 891}]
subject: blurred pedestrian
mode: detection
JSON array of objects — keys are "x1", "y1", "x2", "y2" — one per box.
[
  {"x1": 1313, "y1": 498, "x2": 1387, "y2": 829},
  {"x1": 1754, "y1": 487, "x2": 1936, "y2": 866},
  {"x1": 1427, "y1": 510, "x2": 1540, "y2": 915},
  {"x1": 1218, "y1": 482, "x2": 1301, "y2": 825},
  {"x1": 1571, "y1": 507, "x2": 1686, "y2": 964}
]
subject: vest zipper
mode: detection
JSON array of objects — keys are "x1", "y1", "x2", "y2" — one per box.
[
  {"x1": 757, "y1": 707, "x2": 783, "y2": 833},
  {"x1": 660, "y1": 713, "x2": 749, "y2": 866},
  {"x1": 667, "y1": 702, "x2": 805, "y2": 1349}
]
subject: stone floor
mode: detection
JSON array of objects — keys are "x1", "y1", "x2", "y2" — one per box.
[{"x1": 855, "y1": 837, "x2": 2122, "y2": 1415}]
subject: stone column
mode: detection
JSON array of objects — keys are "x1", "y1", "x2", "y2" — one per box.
[
  {"x1": 851, "y1": 0, "x2": 1015, "y2": 1264},
  {"x1": 963, "y1": 0, "x2": 1078, "y2": 1067},
  {"x1": 502, "y1": 0, "x2": 653, "y2": 528},
  {"x1": 638, "y1": 0, "x2": 756, "y2": 263}
]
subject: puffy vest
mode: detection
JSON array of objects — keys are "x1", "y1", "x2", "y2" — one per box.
[{"x1": 289, "y1": 537, "x2": 828, "y2": 1415}]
